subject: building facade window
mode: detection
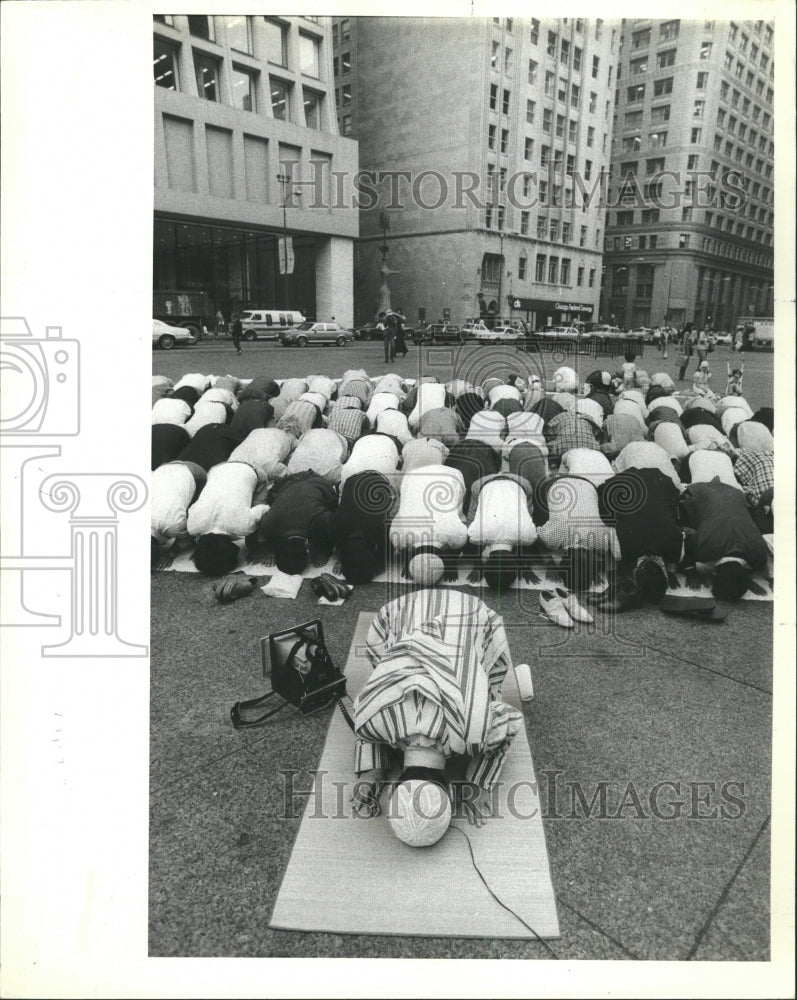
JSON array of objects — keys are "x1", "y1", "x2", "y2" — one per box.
[
  {"x1": 194, "y1": 52, "x2": 220, "y2": 102},
  {"x1": 270, "y1": 77, "x2": 290, "y2": 120},
  {"x1": 548, "y1": 257, "x2": 559, "y2": 283},
  {"x1": 535, "y1": 254, "x2": 546, "y2": 281},
  {"x1": 264, "y1": 19, "x2": 288, "y2": 66},
  {"x1": 232, "y1": 66, "x2": 257, "y2": 111},
  {"x1": 657, "y1": 49, "x2": 676, "y2": 68},
  {"x1": 226, "y1": 15, "x2": 252, "y2": 54},
  {"x1": 188, "y1": 15, "x2": 214, "y2": 41},
  {"x1": 153, "y1": 39, "x2": 179, "y2": 90},
  {"x1": 520, "y1": 212, "x2": 530, "y2": 235},
  {"x1": 659, "y1": 20, "x2": 679, "y2": 41},
  {"x1": 303, "y1": 89, "x2": 321, "y2": 128},
  {"x1": 526, "y1": 99, "x2": 535, "y2": 123},
  {"x1": 299, "y1": 33, "x2": 320, "y2": 77},
  {"x1": 560, "y1": 258, "x2": 571, "y2": 284},
  {"x1": 518, "y1": 256, "x2": 527, "y2": 280}
]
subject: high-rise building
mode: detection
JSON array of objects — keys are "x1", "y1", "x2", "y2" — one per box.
[
  {"x1": 332, "y1": 16, "x2": 619, "y2": 330},
  {"x1": 603, "y1": 18, "x2": 774, "y2": 331},
  {"x1": 153, "y1": 15, "x2": 358, "y2": 327}
]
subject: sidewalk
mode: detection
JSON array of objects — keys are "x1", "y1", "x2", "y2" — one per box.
[{"x1": 149, "y1": 573, "x2": 771, "y2": 960}]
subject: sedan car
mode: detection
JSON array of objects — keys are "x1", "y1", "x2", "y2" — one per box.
[
  {"x1": 152, "y1": 318, "x2": 195, "y2": 350},
  {"x1": 411, "y1": 322, "x2": 464, "y2": 344},
  {"x1": 279, "y1": 321, "x2": 354, "y2": 347},
  {"x1": 710, "y1": 332, "x2": 733, "y2": 346},
  {"x1": 472, "y1": 325, "x2": 525, "y2": 343},
  {"x1": 592, "y1": 324, "x2": 625, "y2": 339}
]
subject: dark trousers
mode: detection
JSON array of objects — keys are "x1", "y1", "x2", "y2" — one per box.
[{"x1": 383, "y1": 333, "x2": 395, "y2": 362}]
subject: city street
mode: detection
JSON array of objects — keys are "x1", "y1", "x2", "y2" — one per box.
[{"x1": 150, "y1": 344, "x2": 775, "y2": 961}]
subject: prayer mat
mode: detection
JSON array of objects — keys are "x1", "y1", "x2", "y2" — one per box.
[{"x1": 269, "y1": 612, "x2": 561, "y2": 940}]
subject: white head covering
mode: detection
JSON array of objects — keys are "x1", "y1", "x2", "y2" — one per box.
[
  {"x1": 408, "y1": 551, "x2": 445, "y2": 585},
  {"x1": 387, "y1": 780, "x2": 452, "y2": 847}
]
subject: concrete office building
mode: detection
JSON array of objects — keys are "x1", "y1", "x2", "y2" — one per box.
[
  {"x1": 603, "y1": 18, "x2": 774, "y2": 331},
  {"x1": 153, "y1": 14, "x2": 358, "y2": 327},
  {"x1": 332, "y1": 16, "x2": 618, "y2": 330}
]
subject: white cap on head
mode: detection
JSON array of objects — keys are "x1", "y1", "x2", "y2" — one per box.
[
  {"x1": 409, "y1": 552, "x2": 444, "y2": 585},
  {"x1": 387, "y1": 780, "x2": 452, "y2": 847}
]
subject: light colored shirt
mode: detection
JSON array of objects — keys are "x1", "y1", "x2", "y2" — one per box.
[
  {"x1": 465, "y1": 409, "x2": 506, "y2": 451},
  {"x1": 686, "y1": 424, "x2": 728, "y2": 449},
  {"x1": 228, "y1": 428, "x2": 293, "y2": 483},
  {"x1": 400, "y1": 437, "x2": 449, "y2": 472},
  {"x1": 286, "y1": 428, "x2": 348, "y2": 483},
  {"x1": 354, "y1": 589, "x2": 523, "y2": 789},
  {"x1": 151, "y1": 398, "x2": 191, "y2": 426},
  {"x1": 558, "y1": 448, "x2": 614, "y2": 485},
  {"x1": 307, "y1": 375, "x2": 336, "y2": 400},
  {"x1": 183, "y1": 401, "x2": 228, "y2": 438},
  {"x1": 488, "y1": 384, "x2": 522, "y2": 407},
  {"x1": 391, "y1": 464, "x2": 468, "y2": 551},
  {"x1": 298, "y1": 391, "x2": 329, "y2": 412},
  {"x1": 366, "y1": 391, "x2": 400, "y2": 423},
  {"x1": 688, "y1": 451, "x2": 743, "y2": 490},
  {"x1": 372, "y1": 374, "x2": 406, "y2": 399},
  {"x1": 151, "y1": 463, "x2": 198, "y2": 544},
  {"x1": 536, "y1": 476, "x2": 621, "y2": 558},
  {"x1": 467, "y1": 476, "x2": 537, "y2": 548},
  {"x1": 200, "y1": 387, "x2": 238, "y2": 411},
  {"x1": 612, "y1": 398, "x2": 646, "y2": 430},
  {"x1": 653, "y1": 422, "x2": 691, "y2": 460},
  {"x1": 736, "y1": 421, "x2": 773, "y2": 453},
  {"x1": 173, "y1": 373, "x2": 210, "y2": 394},
  {"x1": 340, "y1": 434, "x2": 400, "y2": 486},
  {"x1": 408, "y1": 382, "x2": 447, "y2": 431},
  {"x1": 613, "y1": 441, "x2": 682, "y2": 490},
  {"x1": 186, "y1": 462, "x2": 267, "y2": 538},
  {"x1": 375, "y1": 408, "x2": 412, "y2": 445},
  {"x1": 648, "y1": 396, "x2": 683, "y2": 416}
]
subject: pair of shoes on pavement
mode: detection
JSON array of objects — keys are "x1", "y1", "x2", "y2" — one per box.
[{"x1": 540, "y1": 588, "x2": 593, "y2": 628}]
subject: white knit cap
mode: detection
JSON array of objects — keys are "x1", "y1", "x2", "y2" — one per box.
[
  {"x1": 387, "y1": 780, "x2": 452, "y2": 847},
  {"x1": 409, "y1": 552, "x2": 445, "y2": 585}
]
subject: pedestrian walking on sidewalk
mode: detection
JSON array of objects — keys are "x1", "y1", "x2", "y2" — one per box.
[{"x1": 231, "y1": 313, "x2": 243, "y2": 355}]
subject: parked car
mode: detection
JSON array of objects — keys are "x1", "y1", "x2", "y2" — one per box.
[
  {"x1": 631, "y1": 327, "x2": 656, "y2": 342},
  {"x1": 592, "y1": 324, "x2": 625, "y2": 339},
  {"x1": 710, "y1": 332, "x2": 733, "y2": 346},
  {"x1": 473, "y1": 325, "x2": 526, "y2": 343},
  {"x1": 535, "y1": 325, "x2": 581, "y2": 338},
  {"x1": 355, "y1": 320, "x2": 416, "y2": 342},
  {"x1": 240, "y1": 309, "x2": 305, "y2": 341},
  {"x1": 152, "y1": 318, "x2": 195, "y2": 350},
  {"x1": 411, "y1": 322, "x2": 464, "y2": 344},
  {"x1": 279, "y1": 321, "x2": 354, "y2": 347}
]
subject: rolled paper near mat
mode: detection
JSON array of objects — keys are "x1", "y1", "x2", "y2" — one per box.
[{"x1": 514, "y1": 663, "x2": 534, "y2": 701}]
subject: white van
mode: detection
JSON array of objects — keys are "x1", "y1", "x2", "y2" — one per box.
[{"x1": 239, "y1": 309, "x2": 305, "y2": 341}]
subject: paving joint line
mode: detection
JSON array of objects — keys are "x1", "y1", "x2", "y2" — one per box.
[
  {"x1": 626, "y1": 637, "x2": 772, "y2": 695},
  {"x1": 685, "y1": 813, "x2": 771, "y2": 960},
  {"x1": 556, "y1": 898, "x2": 642, "y2": 960}
]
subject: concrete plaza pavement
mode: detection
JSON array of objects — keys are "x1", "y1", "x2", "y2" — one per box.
[{"x1": 150, "y1": 340, "x2": 775, "y2": 961}]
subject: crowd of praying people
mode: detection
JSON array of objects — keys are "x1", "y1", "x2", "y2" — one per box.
[{"x1": 152, "y1": 355, "x2": 774, "y2": 623}]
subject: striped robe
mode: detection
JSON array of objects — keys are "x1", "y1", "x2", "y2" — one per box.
[{"x1": 353, "y1": 589, "x2": 523, "y2": 789}]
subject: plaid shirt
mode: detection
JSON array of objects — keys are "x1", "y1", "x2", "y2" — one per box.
[
  {"x1": 733, "y1": 449, "x2": 774, "y2": 504},
  {"x1": 545, "y1": 412, "x2": 600, "y2": 463},
  {"x1": 327, "y1": 406, "x2": 369, "y2": 446},
  {"x1": 354, "y1": 589, "x2": 523, "y2": 789}
]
